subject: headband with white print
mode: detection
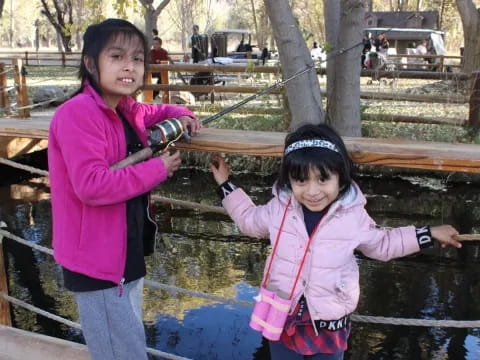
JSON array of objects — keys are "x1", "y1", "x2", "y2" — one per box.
[{"x1": 284, "y1": 139, "x2": 340, "y2": 155}]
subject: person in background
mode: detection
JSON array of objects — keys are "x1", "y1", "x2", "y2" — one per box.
[
  {"x1": 361, "y1": 35, "x2": 372, "y2": 69},
  {"x1": 416, "y1": 39, "x2": 428, "y2": 55},
  {"x1": 48, "y1": 18, "x2": 201, "y2": 360},
  {"x1": 189, "y1": 24, "x2": 205, "y2": 63},
  {"x1": 310, "y1": 41, "x2": 324, "y2": 61},
  {"x1": 209, "y1": 123, "x2": 460, "y2": 360},
  {"x1": 374, "y1": 33, "x2": 389, "y2": 60},
  {"x1": 152, "y1": 28, "x2": 158, "y2": 38},
  {"x1": 261, "y1": 47, "x2": 270, "y2": 65},
  {"x1": 149, "y1": 36, "x2": 171, "y2": 99}
]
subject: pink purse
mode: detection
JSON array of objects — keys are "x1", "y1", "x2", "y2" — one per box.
[{"x1": 249, "y1": 198, "x2": 321, "y2": 341}]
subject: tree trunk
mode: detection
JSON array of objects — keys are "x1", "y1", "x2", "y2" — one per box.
[
  {"x1": 139, "y1": 0, "x2": 172, "y2": 49},
  {"x1": 456, "y1": 0, "x2": 480, "y2": 74},
  {"x1": 263, "y1": 0, "x2": 324, "y2": 129},
  {"x1": 250, "y1": 0, "x2": 261, "y2": 49},
  {"x1": 144, "y1": 9, "x2": 156, "y2": 47},
  {"x1": 324, "y1": 0, "x2": 364, "y2": 136},
  {"x1": 323, "y1": 0, "x2": 340, "y2": 112},
  {"x1": 334, "y1": 0, "x2": 364, "y2": 136},
  {"x1": 40, "y1": 0, "x2": 73, "y2": 53},
  {"x1": 56, "y1": 31, "x2": 63, "y2": 52}
]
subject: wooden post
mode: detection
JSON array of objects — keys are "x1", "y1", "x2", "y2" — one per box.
[
  {"x1": 0, "y1": 63, "x2": 9, "y2": 114},
  {"x1": 25, "y1": 51, "x2": 29, "y2": 66},
  {"x1": 0, "y1": 232, "x2": 12, "y2": 326},
  {"x1": 144, "y1": 69, "x2": 153, "y2": 104},
  {"x1": 210, "y1": 73, "x2": 215, "y2": 104},
  {"x1": 160, "y1": 60, "x2": 170, "y2": 104},
  {"x1": 469, "y1": 71, "x2": 480, "y2": 127},
  {"x1": 12, "y1": 59, "x2": 28, "y2": 118},
  {"x1": 439, "y1": 56, "x2": 444, "y2": 73},
  {"x1": 21, "y1": 65, "x2": 30, "y2": 118},
  {"x1": 61, "y1": 52, "x2": 66, "y2": 67}
]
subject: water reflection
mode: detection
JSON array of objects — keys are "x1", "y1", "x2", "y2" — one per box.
[{"x1": 0, "y1": 169, "x2": 479, "y2": 359}]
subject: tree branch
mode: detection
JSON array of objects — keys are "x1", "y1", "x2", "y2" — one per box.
[{"x1": 154, "y1": 0, "x2": 172, "y2": 17}]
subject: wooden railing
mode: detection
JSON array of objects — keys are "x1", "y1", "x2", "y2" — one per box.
[
  {"x1": 0, "y1": 51, "x2": 464, "y2": 70},
  {"x1": 1, "y1": 57, "x2": 478, "y2": 127},
  {"x1": 0, "y1": 51, "x2": 268, "y2": 67}
]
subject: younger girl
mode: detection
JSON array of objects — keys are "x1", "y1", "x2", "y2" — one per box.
[
  {"x1": 209, "y1": 123, "x2": 460, "y2": 360},
  {"x1": 48, "y1": 19, "x2": 201, "y2": 360}
]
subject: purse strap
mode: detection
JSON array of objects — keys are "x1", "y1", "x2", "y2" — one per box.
[{"x1": 261, "y1": 198, "x2": 326, "y2": 300}]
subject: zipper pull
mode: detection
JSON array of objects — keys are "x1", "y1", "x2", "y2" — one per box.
[{"x1": 118, "y1": 278, "x2": 125, "y2": 297}]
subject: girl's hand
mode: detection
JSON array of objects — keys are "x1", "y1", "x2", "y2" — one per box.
[
  {"x1": 178, "y1": 115, "x2": 202, "y2": 136},
  {"x1": 159, "y1": 150, "x2": 181, "y2": 177},
  {"x1": 208, "y1": 155, "x2": 230, "y2": 185},
  {"x1": 431, "y1": 225, "x2": 462, "y2": 249}
]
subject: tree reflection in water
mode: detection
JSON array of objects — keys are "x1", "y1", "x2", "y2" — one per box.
[{"x1": 0, "y1": 169, "x2": 479, "y2": 360}]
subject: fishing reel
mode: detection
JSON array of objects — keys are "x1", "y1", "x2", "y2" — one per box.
[{"x1": 147, "y1": 118, "x2": 186, "y2": 152}]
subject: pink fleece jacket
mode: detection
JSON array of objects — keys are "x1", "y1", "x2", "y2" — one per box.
[
  {"x1": 222, "y1": 183, "x2": 421, "y2": 320},
  {"x1": 48, "y1": 83, "x2": 196, "y2": 284}
]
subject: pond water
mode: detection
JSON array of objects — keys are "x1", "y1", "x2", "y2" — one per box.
[{"x1": 0, "y1": 167, "x2": 479, "y2": 360}]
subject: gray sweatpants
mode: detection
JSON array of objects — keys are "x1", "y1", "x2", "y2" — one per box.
[{"x1": 74, "y1": 278, "x2": 148, "y2": 360}]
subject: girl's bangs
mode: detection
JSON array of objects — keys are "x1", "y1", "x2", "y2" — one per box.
[
  {"x1": 106, "y1": 31, "x2": 145, "y2": 52},
  {"x1": 287, "y1": 150, "x2": 333, "y2": 181}
]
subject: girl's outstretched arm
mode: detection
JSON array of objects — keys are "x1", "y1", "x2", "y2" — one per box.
[
  {"x1": 208, "y1": 155, "x2": 271, "y2": 239},
  {"x1": 209, "y1": 155, "x2": 230, "y2": 185}
]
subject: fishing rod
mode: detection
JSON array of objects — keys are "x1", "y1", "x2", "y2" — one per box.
[
  {"x1": 110, "y1": 20, "x2": 411, "y2": 171},
  {"x1": 110, "y1": 64, "x2": 315, "y2": 170}
]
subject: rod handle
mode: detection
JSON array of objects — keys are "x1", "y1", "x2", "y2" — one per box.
[
  {"x1": 183, "y1": 130, "x2": 192, "y2": 143},
  {"x1": 454, "y1": 234, "x2": 480, "y2": 241},
  {"x1": 110, "y1": 147, "x2": 154, "y2": 170}
]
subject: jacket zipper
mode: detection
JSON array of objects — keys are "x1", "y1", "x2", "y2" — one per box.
[
  {"x1": 145, "y1": 195, "x2": 158, "y2": 253},
  {"x1": 118, "y1": 277, "x2": 125, "y2": 297},
  {"x1": 295, "y1": 201, "x2": 339, "y2": 337}
]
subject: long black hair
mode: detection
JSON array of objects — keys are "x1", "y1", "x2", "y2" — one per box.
[
  {"x1": 276, "y1": 123, "x2": 355, "y2": 198},
  {"x1": 75, "y1": 18, "x2": 148, "y2": 96}
]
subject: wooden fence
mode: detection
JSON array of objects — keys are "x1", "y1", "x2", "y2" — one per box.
[
  {"x1": 1, "y1": 57, "x2": 478, "y2": 127},
  {"x1": 0, "y1": 51, "x2": 263, "y2": 67},
  {"x1": 0, "y1": 50, "x2": 464, "y2": 69},
  {"x1": 0, "y1": 59, "x2": 30, "y2": 118}
]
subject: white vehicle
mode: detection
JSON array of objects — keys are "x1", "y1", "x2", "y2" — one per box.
[
  {"x1": 363, "y1": 27, "x2": 449, "y2": 71},
  {"x1": 363, "y1": 27, "x2": 446, "y2": 55}
]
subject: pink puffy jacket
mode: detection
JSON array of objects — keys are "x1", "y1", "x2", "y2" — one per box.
[
  {"x1": 222, "y1": 183, "x2": 420, "y2": 320},
  {"x1": 48, "y1": 82, "x2": 195, "y2": 284}
]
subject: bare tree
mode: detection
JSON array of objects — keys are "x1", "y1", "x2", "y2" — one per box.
[
  {"x1": 250, "y1": 0, "x2": 260, "y2": 48},
  {"x1": 323, "y1": 0, "x2": 365, "y2": 136},
  {"x1": 263, "y1": 0, "x2": 324, "y2": 129},
  {"x1": 40, "y1": 0, "x2": 73, "y2": 52},
  {"x1": 247, "y1": 0, "x2": 269, "y2": 50},
  {"x1": 366, "y1": 0, "x2": 373, "y2": 12},
  {"x1": 165, "y1": 0, "x2": 198, "y2": 53},
  {"x1": 455, "y1": 0, "x2": 480, "y2": 74},
  {"x1": 137, "y1": 0, "x2": 172, "y2": 47}
]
